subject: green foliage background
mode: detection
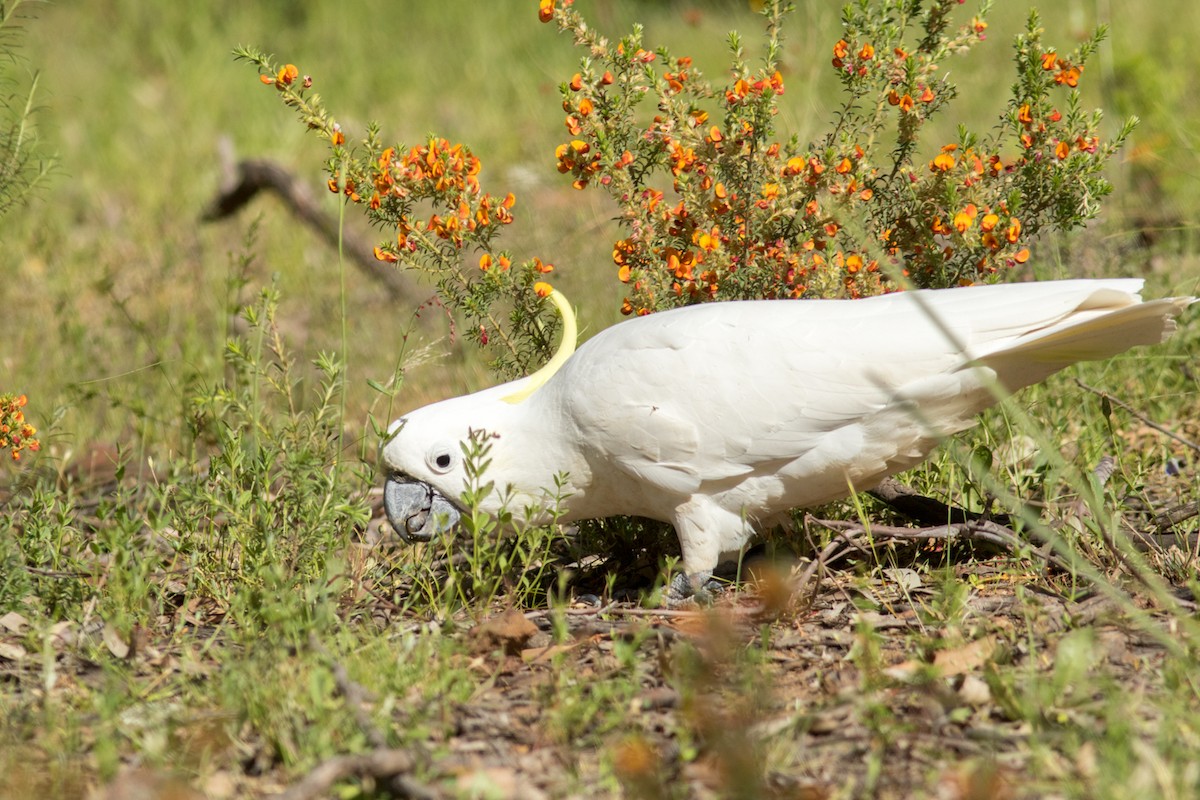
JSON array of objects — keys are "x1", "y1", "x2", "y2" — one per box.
[{"x1": 2, "y1": 0, "x2": 1198, "y2": 449}]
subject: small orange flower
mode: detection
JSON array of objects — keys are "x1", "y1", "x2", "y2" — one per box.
[
  {"x1": 618, "y1": 265, "x2": 632, "y2": 283},
  {"x1": 953, "y1": 207, "x2": 976, "y2": 233},
  {"x1": 479, "y1": 253, "x2": 493, "y2": 271},
  {"x1": 373, "y1": 246, "x2": 398, "y2": 263},
  {"x1": 578, "y1": 97, "x2": 594, "y2": 116},
  {"x1": 1055, "y1": 140, "x2": 1070, "y2": 160},
  {"x1": 980, "y1": 213, "x2": 1000, "y2": 232},
  {"x1": 1055, "y1": 65, "x2": 1081, "y2": 87},
  {"x1": 569, "y1": 73, "x2": 583, "y2": 91},
  {"x1": 835, "y1": 157, "x2": 852, "y2": 174},
  {"x1": 534, "y1": 281, "x2": 554, "y2": 297},
  {"x1": 276, "y1": 64, "x2": 299, "y2": 86},
  {"x1": 930, "y1": 152, "x2": 955, "y2": 172},
  {"x1": 858, "y1": 43, "x2": 875, "y2": 60},
  {"x1": 1014, "y1": 248, "x2": 1030, "y2": 263},
  {"x1": 538, "y1": 0, "x2": 554, "y2": 23},
  {"x1": 1006, "y1": 217, "x2": 1022, "y2": 244},
  {"x1": 899, "y1": 94, "x2": 914, "y2": 113},
  {"x1": 1041, "y1": 52, "x2": 1058, "y2": 71}
]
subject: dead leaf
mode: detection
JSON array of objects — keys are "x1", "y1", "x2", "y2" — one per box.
[
  {"x1": 886, "y1": 634, "x2": 1001, "y2": 680},
  {"x1": 0, "y1": 641, "x2": 27, "y2": 661},
  {"x1": 103, "y1": 622, "x2": 131, "y2": 659},
  {"x1": 99, "y1": 767, "x2": 204, "y2": 800},
  {"x1": 469, "y1": 608, "x2": 538, "y2": 656},
  {"x1": 0, "y1": 611, "x2": 29, "y2": 633}
]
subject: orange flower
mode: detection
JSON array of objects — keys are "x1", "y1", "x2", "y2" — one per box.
[
  {"x1": 845, "y1": 253, "x2": 864, "y2": 273},
  {"x1": 579, "y1": 97, "x2": 594, "y2": 116},
  {"x1": 899, "y1": 94, "x2": 914, "y2": 113},
  {"x1": 858, "y1": 43, "x2": 874, "y2": 60},
  {"x1": 534, "y1": 281, "x2": 554, "y2": 297},
  {"x1": 373, "y1": 246, "x2": 398, "y2": 263},
  {"x1": 569, "y1": 73, "x2": 583, "y2": 91},
  {"x1": 538, "y1": 0, "x2": 554, "y2": 23},
  {"x1": 617, "y1": 265, "x2": 632, "y2": 283},
  {"x1": 1041, "y1": 52, "x2": 1058, "y2": 71},
  {"x1": 953, "y1": 205, "x2": 977, "y2": 233},
  {"x1": 533, "y1": 258, "x2": 554, "y2": 273},
  {"x1": 1055, "y1": 140, "x2": 1070, "y2": 160},
  {"x1": 1055, "y1": 65, "x2": 1081, "y2": 87},
  {"x1": 980, "y1": 213, "x2": 1000, "y2": 232},
  {"x1": 833, "y1": 39, "x2": 849, "y2": 60},
  {"x1": 835, "y1": 157, "x2": 852, "y2": 174},
  {"x1": 930, "y1": 152, "x2": 955, "y2": 172},
  {"x1": 1014, "y1": 248, "x2": 1030, "y2": 263},
  {"x1": 1006, "y1": 217, "x2": 1021, "y2": 244},
  {"x1": 479, "y1": 253, "x2": 493, "y2": 271},
  {"x1": 276, "y1": 64, "x2": 299, "y2": 86}
]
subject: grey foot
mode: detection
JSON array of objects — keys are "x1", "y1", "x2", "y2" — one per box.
[{"x1": 664, "y1": 570, "x2": 722, "y2": 608}]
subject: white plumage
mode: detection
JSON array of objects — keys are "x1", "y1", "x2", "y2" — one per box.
[{"x1": 381, "y1": 279, "x2": 1193, "y2": 602}]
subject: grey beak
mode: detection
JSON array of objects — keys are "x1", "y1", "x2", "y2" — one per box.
[{"x1": 383, "y1": 477, "x2": 461, "y2": 542}]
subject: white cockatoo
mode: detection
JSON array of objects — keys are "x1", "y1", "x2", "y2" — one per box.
[{"x1": 381, "y1": 279, "x2": 1193, "y2": 603}]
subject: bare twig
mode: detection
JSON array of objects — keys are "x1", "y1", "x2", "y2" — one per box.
[
  {"x1": 1074, "y1": 378, "x2": 1200, "y2": 455},
  {"x1": 304, "y1": 633, "x2": 440, "y2": 799},
  {"x1": 272, "y1": 749, "x2": 426, "y2": 800},
  {"x1": 793, "y1": 515, "x2": 1084, "y2": 593}
]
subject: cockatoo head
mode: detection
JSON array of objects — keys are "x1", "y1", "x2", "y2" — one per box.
[
  {"x1": 379, "y1": 399, "x2": 479, "y2": 543},
  {"x1": 380, "y1": 288, "x2": 578, "y2": 543}
]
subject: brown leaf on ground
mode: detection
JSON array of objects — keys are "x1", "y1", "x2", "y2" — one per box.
[{"x1": 469, "y1": 608, "x2": 539, "y2": 656}]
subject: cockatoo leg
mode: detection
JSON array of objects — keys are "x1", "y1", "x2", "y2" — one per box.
[
  {"x1": 663, "y1": 497, "x2": 739, "y2": 607},
  {"x1": 665, "y1": 570, "x2": 723, "y2": 608}
]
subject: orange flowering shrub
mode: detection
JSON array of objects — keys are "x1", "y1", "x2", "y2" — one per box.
[
  {"x1": 236, "y1": 49, "x2": 561, "y2": 377},
  {"x1": 0, "y1": 393, "x2": 40, "y2": 462},
  {"x1": 541, "y1": 1, "x2": 1132, "y2": 313}
]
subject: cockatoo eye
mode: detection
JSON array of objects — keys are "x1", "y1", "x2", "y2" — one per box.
[{"x1": 427, "y1": 447, "x2": 456, "y2": 474}]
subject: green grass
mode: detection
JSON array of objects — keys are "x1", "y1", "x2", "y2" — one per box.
[{"x1": 2, "y1": 1, "x2": 1200, "y2": 798}]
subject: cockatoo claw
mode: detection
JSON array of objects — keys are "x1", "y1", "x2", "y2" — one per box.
[{"x1": 664, "y1": 570, "x2": 721, "y2": 608}]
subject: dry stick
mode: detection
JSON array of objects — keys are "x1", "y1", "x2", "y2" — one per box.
[
  {"x1": 304, "y1": 633, "x2": 440, "y2": 800},
  {"x1": 202, "y1": 140, "x2": 424, "y2": 307},
  {"x1": 272, "y1": 749, "x2": 421, "y2": 800},
  {"x1": 1074, "y1": 378, "x2": 1200, "y2": 455}
]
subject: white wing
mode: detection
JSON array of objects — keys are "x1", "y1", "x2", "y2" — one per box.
[{"x1": 555, "y1": 279, "x2": 1187, "y2": 511}]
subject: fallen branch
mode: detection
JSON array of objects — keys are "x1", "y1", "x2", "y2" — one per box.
[
  {"x1": 203, "y1": 139, "x2": 424, "y2": 306},
  {"x1": 868, "y1": 476, "x2": 1007, "y2": 526},
  {"x1": 792, "y1": 516, "x2": 1083, "y2": 598}
]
